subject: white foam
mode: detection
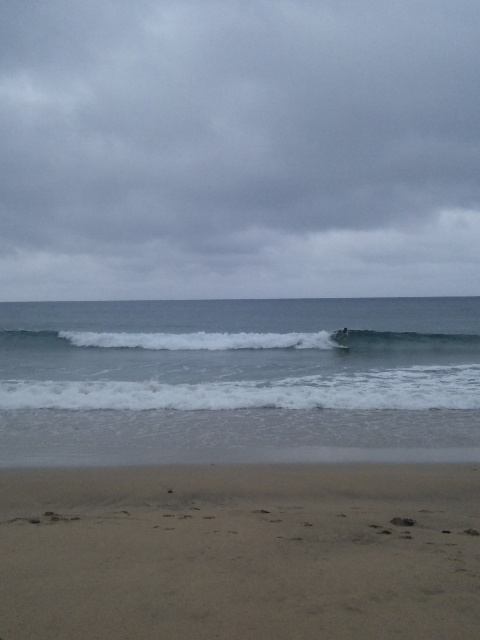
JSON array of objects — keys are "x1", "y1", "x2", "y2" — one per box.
[
  {"x1": 1, "y1": 364, "x2": 479, "y2": 410},
  {"x1": 59, "y1": 330, "x2": 337, "y2": 350}
]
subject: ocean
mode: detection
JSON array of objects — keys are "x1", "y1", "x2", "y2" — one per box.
[{"x1": 1, "y1": 297, "x2": 479, "y2": 467}]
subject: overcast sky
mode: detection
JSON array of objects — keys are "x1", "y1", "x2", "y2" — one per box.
[{"x1": 1, "y1": 0, "x2": 479, "y2": 301}]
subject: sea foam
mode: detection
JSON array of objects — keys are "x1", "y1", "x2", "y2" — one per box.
[{"x1": 1, "y1": 364, "x2": 479, "y2": 411}]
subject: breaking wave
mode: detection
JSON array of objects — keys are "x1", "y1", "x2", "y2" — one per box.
[
  {"x1": 59, "y1": 330, "x2": 338, "y2": 350},
  {"x1": 2, "y1": 328, "x2": 479, "y2": 352}
]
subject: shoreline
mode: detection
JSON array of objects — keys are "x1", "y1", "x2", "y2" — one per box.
[
  {"x1": 3, "y1": 408, "x2": 480, "y2": 469},
  {"x1": 2, "y1": 463, "x2": 480, "y2": 639},
  {"x1": 2, "y1": 446, "x2": 480, "y2": 468}
]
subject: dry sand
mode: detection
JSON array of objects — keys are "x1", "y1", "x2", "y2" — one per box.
[{"x1": 1, "y1": 463, "x2": 479, "y2": 639}]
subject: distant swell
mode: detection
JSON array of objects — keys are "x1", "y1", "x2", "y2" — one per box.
[
  {"x1": 351, "y1": 329, "x2": 480, "y2": 346},
  {"x1": 0, "y1": 329, "x2": 61, "y2": 341}
]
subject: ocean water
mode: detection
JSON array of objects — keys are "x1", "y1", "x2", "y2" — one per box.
[{"x1": 1, "y1": 297, "x2": 480, "y2": 467}]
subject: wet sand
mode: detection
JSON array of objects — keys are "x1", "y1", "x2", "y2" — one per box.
[{"x1": 1, "y1": 463, "x2": 479, "y2": 639}]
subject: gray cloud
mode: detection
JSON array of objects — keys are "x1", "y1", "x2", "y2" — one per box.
[{"x1": 1, "y1": 0, "x2": 479, "y2": 299}]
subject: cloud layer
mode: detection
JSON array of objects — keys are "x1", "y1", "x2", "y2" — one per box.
[{"x1": 1, "y1": 0, "x2": 479, "y2": 300}]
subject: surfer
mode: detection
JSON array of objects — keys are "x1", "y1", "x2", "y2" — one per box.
[{"x1": 337, "y1": 327, "x2": 349, "y2": 341}]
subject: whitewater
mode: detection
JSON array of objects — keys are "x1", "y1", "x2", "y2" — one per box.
[
  {"x1": 1, "y1": 364, "x2": 479, "y2": 411},
  {"x1": 59, "y1": 329, "x2": 336, "y2": 350}
]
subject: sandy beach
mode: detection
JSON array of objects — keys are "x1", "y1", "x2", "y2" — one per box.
[{"x1": 1, "y1": 463, "x2": 479, "y2": 639}]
